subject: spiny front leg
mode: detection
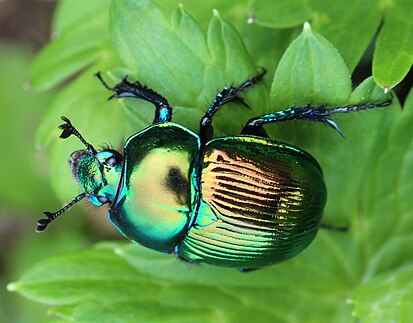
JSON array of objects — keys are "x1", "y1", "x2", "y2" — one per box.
[
  {"x1": 199, "y1": 69, "x2": 266, "y2": 145},
  {"x1": 96, "y1": 72, "x2": 172, "y2": 124}
]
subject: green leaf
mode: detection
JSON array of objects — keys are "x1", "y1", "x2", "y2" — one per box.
[
  {"x1": 249, "y1": 0, "x2": 312, "y2": 28},
  {"x1": 157, "y1": 0, "x2": 250, "y2": 27},
  {"x1": 8, "y1": 243, "x2": 347, "y2": 322},
  {"x1": 30, "y1": 7, "x2": 110, "y2": 91},
  {"x1": 160, "y1": 0, "x2": 295, "y2": 76},
  {"x1": 0, "y1": 45, "x2": 55, "y2": 212},
  {"x1": 270, "y1": 22, "x2": 351, "y2": 108},
  {"x1": 373, "y1": 0, "x2": 413, "y2": 90},
  {"x1": 351, "y1": 265, "x2": 413, "y2": 322},
  {"x1": 110, "y1": 0, "x2": 261, "y2": 110},
  {"x1": 48, "y1": 305, "x2": 76, "y2": 320},
  {"x1": 52, "y1": 0, "x2": 111, "y2": 34},
  {"x1": 350, "y1": 76, "x2": 391, "y2": 104},
  {"x1": 8, "y1": 245, "x2": 146, "y2": 305},
  {"x1": 308, "y1": 0, "x2": 382, "y2": 73},
  {"x1": 354, "y1": 86, "x2": 413, "y2": 260},
  {"x1": 73, "y1": 301, "x2": 214, "y2": 323},
  {"x1": 248, "y1": 0, "x2": 385, "y2": 73},
  {"x1": 110, "y1": 0, "x2": 267, "y2": 135},
  {"x1": 110, "y1": 0, "x2": 207, "y2": 105}
]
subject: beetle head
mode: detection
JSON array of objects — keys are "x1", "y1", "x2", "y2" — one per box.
[
  {"x1": 69, "y1": 148, "x2": 123, "y2": 206},
  {"x1": 35, "y1": 116, "x2": 123, "y2": 232}
]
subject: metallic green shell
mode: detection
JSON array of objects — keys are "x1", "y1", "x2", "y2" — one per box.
[
  {"x1": 177, "y1": 136, "x2": 326, "y2": 268},
  {"x1": 109, "y1": 123, "x2": 200, "y2": 253}
]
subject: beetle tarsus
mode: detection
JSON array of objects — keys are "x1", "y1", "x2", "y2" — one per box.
[{"x1": 327, "y1": 99, "x2": 392, "y2": 115}]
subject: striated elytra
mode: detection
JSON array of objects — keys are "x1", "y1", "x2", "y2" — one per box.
[{"x1": 36, "y1": 70, "x2": 392, "y2": 270}]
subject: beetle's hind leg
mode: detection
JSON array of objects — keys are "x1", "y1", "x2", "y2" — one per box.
[
  {"x1": 320, "y1": 223, "x2": 348, "y2": 232},
  {"x1": 95, "y1": 72, "x2": 172, "y2": 124},
  {"x1": 238, "y1": 267, "x2": 258, "y2": 273},
  {"x1": 241, "y1": 99, "x2": 392, "y2": 137},
  {"x1": 199, "y1": 68, "x2": 266, "y2": 145}
]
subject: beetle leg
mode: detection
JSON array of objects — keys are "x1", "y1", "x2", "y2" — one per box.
[
  {"x1": 95, "y1": 72, "x2": 172, "y2": 124},
  {"x1": 241, "y1": 99, "x2": 392, "y2": 137},
  {"x1": 320, "y1": 223, "x2": 348, "y2": 232},
  {"x1": 199, "y1": 68, "x2": 266, "y2": 144},
  {"x1": 238, "y1": 268, "x2": 258, "y2": 273}
]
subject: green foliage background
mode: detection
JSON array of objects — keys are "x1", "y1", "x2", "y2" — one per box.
[{"x1": 2, "y1": 0, "x2": 413, "y2": 322}]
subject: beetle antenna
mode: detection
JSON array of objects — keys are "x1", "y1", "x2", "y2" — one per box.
[
  {"x1": 59, "y1": 116, "x2": 97, "y2": 155},
  {"x1": 35, "y1": 193, "x2": 86, "y2": 232}
]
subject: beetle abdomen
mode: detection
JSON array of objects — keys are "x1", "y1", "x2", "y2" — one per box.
[{"x1": 177, "y1": 136, "x2": 326, "y2": 268}]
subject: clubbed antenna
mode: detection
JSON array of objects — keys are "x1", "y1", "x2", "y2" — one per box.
[
  {"x1": 35, "y1": 193, "x2": 86, "y2": 232},
  {"x1": 59, "y1": 116, "x2": 97, "y2": 155}
]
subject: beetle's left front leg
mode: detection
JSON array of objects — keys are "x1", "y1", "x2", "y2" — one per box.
[
  {"x1": 96, "y1": 72, "x2": 172, "y2": 124},
  {"x1": 199, "y1": 69, "x2": 266, "y2": 145}
]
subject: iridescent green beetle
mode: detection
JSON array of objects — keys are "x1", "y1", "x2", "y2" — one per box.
[{"x1": 36, "y1": 70, "x2": 391, "y2": 269}]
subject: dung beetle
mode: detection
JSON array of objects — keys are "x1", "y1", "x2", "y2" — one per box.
[{"x1": 36, "y1": 70, "x2": 392, "y2": 270}]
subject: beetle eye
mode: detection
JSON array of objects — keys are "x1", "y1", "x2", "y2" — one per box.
[
  {"x1": 97, "y1": 195, "x2": 108, "y2": 204},
  {"x1": 106, "y1": 156, "x2": 117, "y2": 167}
]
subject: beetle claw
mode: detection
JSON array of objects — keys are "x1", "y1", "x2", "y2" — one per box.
[{"x1": 323, "y1": 118, "x2": 346, "y2": 138}]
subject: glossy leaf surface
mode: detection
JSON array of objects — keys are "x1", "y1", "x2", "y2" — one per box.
[
  {"x1": 373, "y1": 0, "x2": 413, "y2": 90},
  {"x1": 249, "y1": 0, "x2": 411, "y2": 85}
]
